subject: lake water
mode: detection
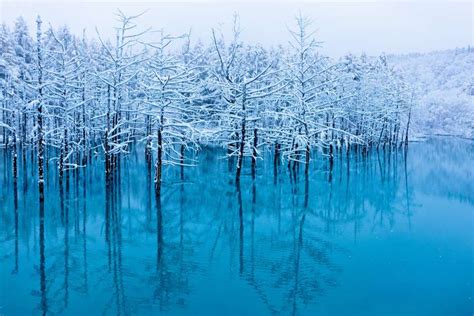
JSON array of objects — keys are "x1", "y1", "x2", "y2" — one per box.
[{"x1": 0, "y1": 137, "x2": 473, "y2": 316}]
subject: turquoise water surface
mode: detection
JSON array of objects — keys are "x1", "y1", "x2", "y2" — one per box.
[{"x1": 0, "y1": 137, "x2": 473, "y2": 315}]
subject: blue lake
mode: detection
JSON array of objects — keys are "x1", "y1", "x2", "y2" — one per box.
[{"x1": 0, "y1": 137, "x2": 473, "y2": 315}]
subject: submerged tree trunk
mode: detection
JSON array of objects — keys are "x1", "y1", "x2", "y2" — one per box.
[
  {"x1": 180, "y1": 142, "x2": 185, "y2": 180},
  {"x1": 105, "y1": 84, "x2": 111, "y2": 176},
  {"x1": 60, "y1": 128, "x2": 68, "y2": 179},
  {"x1": 236, "y1": 117, "x2": 246, "y2": 183},
  {"x1": 37, "y1": 19, "x2": 47, "y2": 313},
  {"x1": 81, "y1": 84, "x2": 87, "y2": 166},
  {"x1": 145, "y1": 115, "x2": 152, "y2": 163},
  {"x1": 305, "y1": 143, "x2": 310, "y2": 175},
  {"x1": 104, "y1": 129, "x2": 110, "y2": 176},
  {"x1": 251, "y1": 128, "x2": 257, "y2": 178},
  {"x1": 274, "y1": 142, "x2": 280, "y2": 168},
  {"x1": 405, "y1": 104, "x2": 412, "y2": 148},
  {"x1": 154, "y1": 109, "x2": 164, "y2": 195},
  {"x1": 12, "y1": 130, "x2": 18, "y2": 184},
  {"x1": 329, "y1": 142, "x2": 334, "y2": 170}
]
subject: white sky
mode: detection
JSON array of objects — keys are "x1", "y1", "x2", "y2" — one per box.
[{"x1": 0, "y1": 0, "x2": 472, "y2": 57}]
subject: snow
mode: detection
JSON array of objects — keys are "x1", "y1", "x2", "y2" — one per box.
[
  {"x1": 0, "y1": 13, "x2": 471, "y2": 175},
  {"x1": 389, "y1": 47, "x2": 474, "y2": 138}
]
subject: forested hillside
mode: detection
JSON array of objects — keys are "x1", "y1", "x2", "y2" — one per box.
[{"x1": 389, "y1": 48, "x2": 473, "y2": 138}]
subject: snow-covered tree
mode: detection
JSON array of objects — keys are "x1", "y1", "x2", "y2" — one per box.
[{"x1": 0, "y1": 11, "x2": 416, "y2": 189}]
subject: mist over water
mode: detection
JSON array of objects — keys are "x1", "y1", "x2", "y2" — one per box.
[{"x1": 0, "y1": 137, "x2": 472, "y2": 315}]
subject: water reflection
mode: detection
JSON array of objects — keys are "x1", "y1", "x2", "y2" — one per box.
[{"x1": 0, "y1": 137, "x2": 473, "y2": 315}]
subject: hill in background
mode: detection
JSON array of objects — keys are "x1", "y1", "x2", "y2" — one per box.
[{"x1": 389, "y1": 47, "x2": 473, "y2": 138}]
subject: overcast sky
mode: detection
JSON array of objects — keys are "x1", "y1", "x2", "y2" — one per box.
[{"x1": 0, "y1": 0, "x2": 472, "y2": 57}]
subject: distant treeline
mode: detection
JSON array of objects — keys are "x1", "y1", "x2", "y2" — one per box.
[{"x1": 389, "y1": 47, "x2": 473, "y2": 138}]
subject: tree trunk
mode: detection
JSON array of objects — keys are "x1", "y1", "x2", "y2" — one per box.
[
  {"x1": 145, "y1": 115, "x2": 152, "y2": 163},
  {"x1": 236, "y1": 117, "x2": 246, "y2": 183},
  {"x1": 12, "y1": 131, "x2": 18, "y2": 183},
  {"x1": 155, "y1": 110, "x2": 163, "y2": 195},
  {"x1": 251, "y1": 128, "x2": 257, "y2": 178},
  {"x1": 305, "y1": 143, "x2": 310, "y2": 175},
  {"x1": 180, "y1": 142, "x2": 185, "y2": 180},
  {"x1": 405, "y1": 105, "x2": 411, "y2": 148},
  {"x1": 36, "y1": 16, "x2": 45, "y2": 204},
  {"x1": 82, "y1": 84, "x2": 87, "y2": 166}
]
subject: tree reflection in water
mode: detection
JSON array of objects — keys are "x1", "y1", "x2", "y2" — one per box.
[{"x1": 0, "y1": 137, "x2": 472, "y2": 315}]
